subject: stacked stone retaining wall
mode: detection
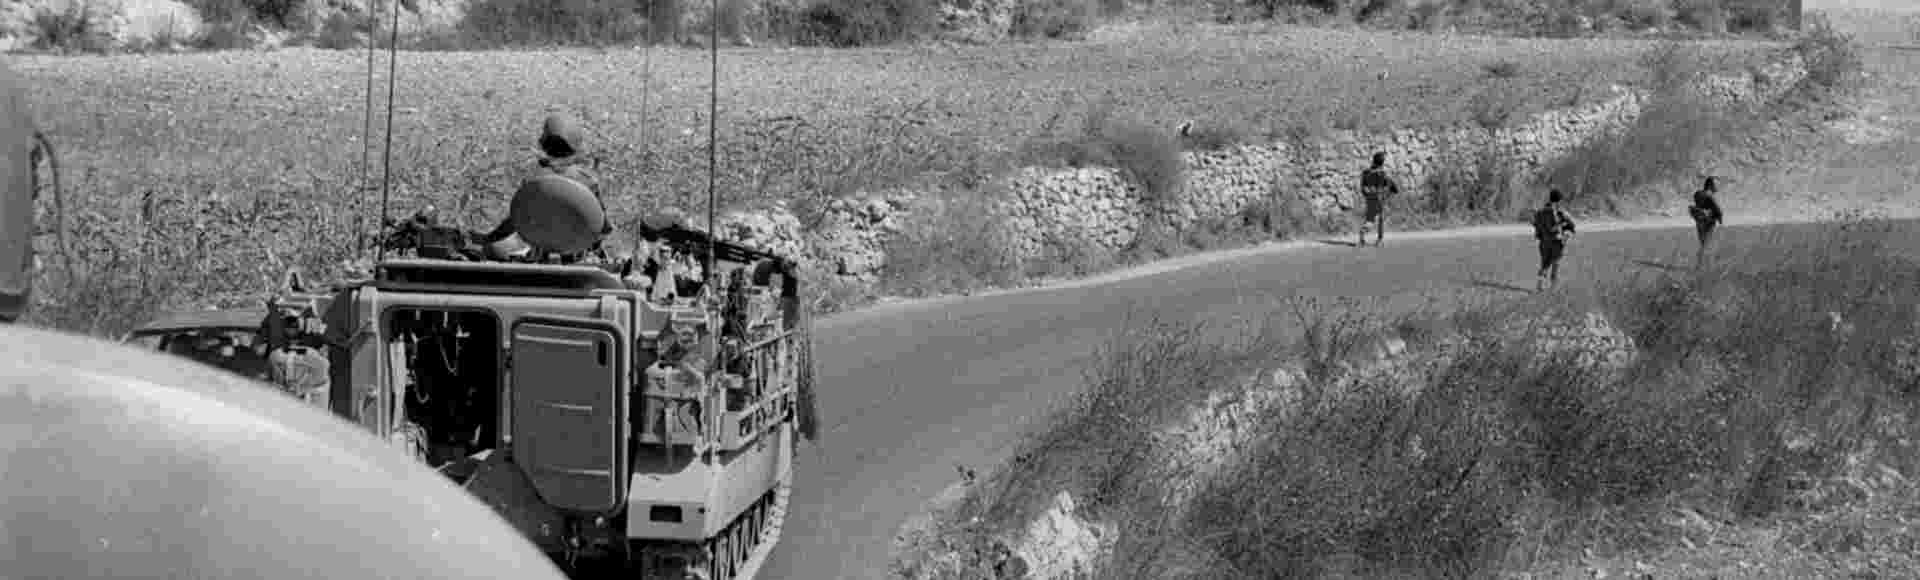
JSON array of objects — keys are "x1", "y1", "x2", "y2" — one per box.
[{"x1": 731, "y1": 47, "x2": 1809, "y2": 288}]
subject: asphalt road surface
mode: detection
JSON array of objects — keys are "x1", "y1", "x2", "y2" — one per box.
[
  {"x1": 759, "y1": 216, "x2": 1920, "y2": 580},
  {"x1": 761, "y1": 18, "x2": 1920, "y2": 577}
]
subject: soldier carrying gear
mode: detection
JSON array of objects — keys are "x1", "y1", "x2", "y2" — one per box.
[
  {"x1": 481, "y1": 114, "x2": 614, "y2": 261},
  {"x1": 1689, "y1": 176, "x2": 1725, "y2": 267},
  {"x1": 1532, "y1": 189, "x2": 1577, "y2": 292},
  {"x1": 1357, "y1": 151, "x2": 1400, "y2": 247}
]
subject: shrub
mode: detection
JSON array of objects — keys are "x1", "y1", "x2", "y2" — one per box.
[
  {"x1": 1540, "y1": 40, "x2": 1745, "y2": 207},
  {"x1": 193, "y1": 19, "x2": 257, "y2": 48},
  {"x1": 1221, "y1": 0, "x2": 1801, "y2": 37},
  {"x1": 1466, "y1": 83, "x2": 1525, "y2": 130},
  {"x1": 876, "y1": 193, "x2": 1023, "y2": 297},
  {"x1": 789, "y1": 0, "x2": 933, "y2": 47},
  {"x1": 28, "y1": 1, "x2": 101, "y2": 50},
  {"x1": 649, "y1": 0, "x2": 681, "y2": 44},
  {"x1": 452, "y1": 0, "x2": 648, "y2": 47},
  {"x1": 1176, "y1": 121, "x2": 1248, "y2": 152},
  {"x1": 1221, "y1": 188, "x2": 1319, "y2": 244},
  {"x1": 312, "y1": 10, "x2": 360, "y2": 48},
  {"x1": 1640, "y1": 39, "x2": 1707, "y2": 96},
  {"x1": 1172, "y1": 218, "x2": 1920, "y2": 578},
  {"x1": 1233, "y1": 0, "x2": 1340, "y2": 22},
  {"x1": 1008, "y1": 0, "x2": 1097, "y2": 40},
  {"x1": 1025, "y1": 235, "x2": 1118, "y2": 280},
  {"x1": 25, "y1": 0, "x2": 156, "y2": 51},
  {"x1": 1481, "y1": 59, "x2": 1522, "y2": 79},
  {"x1": 1673, "y1": 0, "x2": 1727, "y2": 33},
  {"x1": 1722, "y1": 0, "x2": 1786, "y2": 33},
  {"x1": 1425, "y1": 147, "x2": 1518, "y2": 218},
  {"x1": 1101, "y1": 121, "x2": 1186, "y2": 206},
  {"x1": 183, "y1": 0, "x2": 306, "y2": 32},
  {"x1": 1544, "y1": 96, "x2": 1729, "y2": 209},
  {"x1": 1608, "y1": 0, "x2": 1674, "y2": 30},
  {"x1": 1028, "y1": 101, "x2": 1188, "y2": 208},
  {"x1": 953, "y1": 309, "x2": 1294, "y2": 539},
  {"x1": 1120, "y1": 220, "x2": 1184, "y2": 262},
  {"x1": 1793, "y1": 13, "x2": 1863, "y2": 93},
  {"x1": 715, "y1": 0, "x2": 746, "y2": 40},
  {"x1": 730, "y1": 100, "x2": 978, "y2": 231}
]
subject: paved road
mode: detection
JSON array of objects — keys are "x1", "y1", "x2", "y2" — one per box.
[
  {"x1": 760, "y1": 217, "x2": 1920, "y2": 580},
  {"x1": 761, "y1": 22, "x2": 1920, "y2": 579}
]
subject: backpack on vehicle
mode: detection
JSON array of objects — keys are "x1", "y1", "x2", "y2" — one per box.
[{"x1": 1533, "y1": 207, "x2": 1566, "y2": 241}]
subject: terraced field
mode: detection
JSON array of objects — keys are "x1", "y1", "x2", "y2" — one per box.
[{"x1": 21, "y1": 24, "x2": 1775, "y2": 219}]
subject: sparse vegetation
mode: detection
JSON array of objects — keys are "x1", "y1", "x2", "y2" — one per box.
[
  {"x1": 1026, "y1": 101, "x2": 1188, "y2": 207},
  {"x1": 5, "y1": 0, "x2": 1843, "y2": 336},
  {"x1": 787, "y1": 0, "x2": 936, "y2": 46},
  {"x1": 26, "y1": 0, "x2": 115, "y2": 52},
  {"x1": 1008, "y1": 0, "x2": 1098, "y2": 40},
  {"x1": 939, "y1": 214, "x2": 1920, "y2": 578},
  {"x1": 876, "y1": 193, "x2": 1025, "y2": 297},
  {"x1": 442, "y1": 0, "x2": 649, "y2": 48}
]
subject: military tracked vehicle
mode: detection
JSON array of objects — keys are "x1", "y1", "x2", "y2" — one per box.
[{"x1": 133, "y1": 202, "x2": 819, "y2": 580}]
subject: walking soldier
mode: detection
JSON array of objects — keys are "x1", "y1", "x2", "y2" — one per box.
[
  {"x1": 1357, "y1": 151, "x2": 1400, "y2": 247},
  {"x1": 1689, "y1": 176, "x2": 1725, "y2": 267},
  {"x1": 1532, "y1": 189, "x2": 1576, "y2": 292}
]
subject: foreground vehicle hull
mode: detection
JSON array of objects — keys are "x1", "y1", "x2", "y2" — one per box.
[{"x1": 1, "y1": 324, "x2": 569, "y2": 580}]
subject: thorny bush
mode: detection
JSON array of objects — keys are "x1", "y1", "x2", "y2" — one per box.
[
  {"x1": 1174, "y1": 217, "x2": 1920, "y2": 577},
  {"x1": 940, "y1": 216, "x2": 1920, "y2": 578}
]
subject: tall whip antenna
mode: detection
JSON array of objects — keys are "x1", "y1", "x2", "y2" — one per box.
[
  {"x1": 704, "y1": 0, "x2": 719, "y2": 293},
  {"x1": 638, "y1": 15, "x2": 654, "y2": 228},
  {"x1": 358, "y1": 0, "x2": 379, "y2": 264},
  {"x1": 374, "y1": 0, "x2": 402, "y2": 262}
]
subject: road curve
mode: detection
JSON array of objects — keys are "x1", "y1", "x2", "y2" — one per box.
[
  {"x1": 764, "y1": 31, "x2": 1920, "y2": 577},
  {"x1": 759, "y1": 214, "x2": 1920, "y2": 580}
]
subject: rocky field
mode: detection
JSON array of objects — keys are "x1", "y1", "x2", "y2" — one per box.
[{"x1": 14, "y1": 20, "x2": 1794, "y2": 334}]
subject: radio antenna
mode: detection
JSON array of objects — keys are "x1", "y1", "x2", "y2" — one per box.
[
  {"x1": 358, "y1": 0, "x2": 379, "y2": 264},
  {"x1": 638, "y1": 20, "x2": 654, "y2": 222},
  {"x1": 374, "y1": 0, "x2": 402, "y2": 263},
  {"x1": 704, "y1": 0, "x2": 719, "y2": 294}
]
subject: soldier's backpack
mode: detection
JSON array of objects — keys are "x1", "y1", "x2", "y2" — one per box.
[
  {"x1": 1533, "y1": 207, "x2": 1568, "y2": 241},
  {"x1": 267, "y1": 345, "x2": 330, "y2": 408}
]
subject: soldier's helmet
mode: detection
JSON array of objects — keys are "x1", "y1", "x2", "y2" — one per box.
[
  {"x1": 539, "y1": 114, "x2": 584, "y2": 159},
  {"x1": 509, "y1": 173, "x2": 607, "y2": 255}
]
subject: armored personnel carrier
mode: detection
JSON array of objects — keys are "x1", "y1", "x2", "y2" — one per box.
[{"x1": 136, "y1": 196, "x2": 819, "y2": 580}]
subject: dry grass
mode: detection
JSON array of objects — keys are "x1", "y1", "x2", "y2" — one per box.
[
  {"x1": 1230, "y1": 0, "x2": 1805, "y2": 37},
  {"x1": 12, "y1": 26, "x2": 1782, "y2": 335},
  {"x1": 941, "y1": 214, "x2": 1920, "y2": 578}
]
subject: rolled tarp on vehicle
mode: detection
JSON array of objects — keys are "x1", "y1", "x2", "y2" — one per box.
[{"x1": 509, "y1": 174, "x2": 605, "y2": 256}]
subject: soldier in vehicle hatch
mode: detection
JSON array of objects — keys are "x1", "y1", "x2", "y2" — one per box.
[
  {"x1": 1357, "y1": 151, "x2": 1400, "y2": 247},
  {"x1": 480, "y1": 114, "x2": 614, "y2": 259}
]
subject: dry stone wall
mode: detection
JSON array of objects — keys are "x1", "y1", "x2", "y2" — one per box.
[
  {"x1": 732, "y1": 47, "x2": 1808, "y2": 287},
  {"x1": 995, "y1": 47, "x2": 1807, "y2": 264}
]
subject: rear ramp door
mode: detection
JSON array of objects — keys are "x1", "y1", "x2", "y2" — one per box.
[{"x1": 510, "y1": 316, "x2": 628, "y2": 514}]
